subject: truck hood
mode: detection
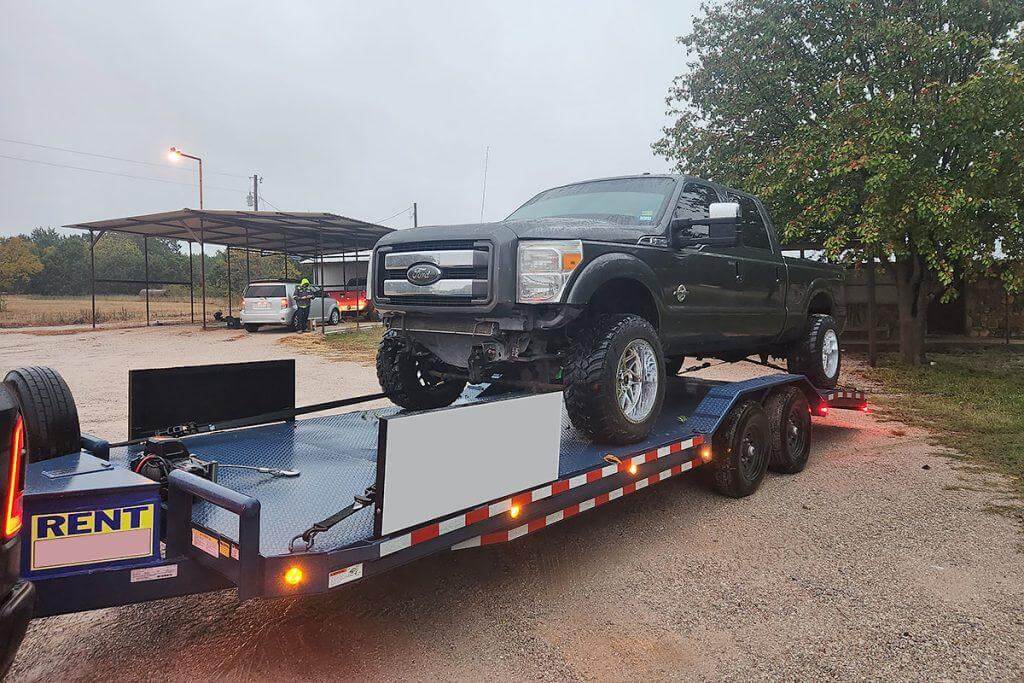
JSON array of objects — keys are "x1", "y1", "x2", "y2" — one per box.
[{"x1": 374, "y1": 217, "x2": 650, "y2": 247}]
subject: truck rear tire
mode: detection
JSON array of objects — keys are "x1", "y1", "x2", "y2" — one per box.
[
  {"x1": 3, "y1": 366, "x2": 81, "y2": 463},
  {"x1": 707, "y1": 400, "x2": 770, "y2": 497},
  {"x1": 377, "y1": 336, "x2": 466, "y2": 411},
  {"x1": 244, "y1": 323, "x2": 261, "y2": 332},
  {"x1": 565, "y1": 314, "x2": 665, "y2": 445},
  {"x1": 786, "y1": 314, "x2": 841, "y2": 388},
  {"x1": 765, "y1": 386, "x2": 811, "y2": 474}
]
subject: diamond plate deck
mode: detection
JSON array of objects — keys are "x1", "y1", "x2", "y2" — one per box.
[{"x1": 109, "y1": 375, "x2": 806, "y2": 556}]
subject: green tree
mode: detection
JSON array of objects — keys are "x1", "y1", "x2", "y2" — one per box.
[
  {"x1": 655, "y1": 0, "x2": 1024, "y2": 363},
  {"x1": 0, "y1": 236, "x2": 44, "y2": 308}
]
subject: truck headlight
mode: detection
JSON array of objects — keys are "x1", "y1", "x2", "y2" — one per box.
[{"x1": 516, "y1": 240, "x2": 583, "y2": 304}]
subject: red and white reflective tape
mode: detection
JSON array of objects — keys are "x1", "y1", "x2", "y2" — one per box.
[
  {"x1": 452, "y1": 456, "x2": 703, "y2": 550},
  {"x1": 378, "y1": 434, "x2": 704, "y2": 557},
  {"x1": 825, "y1": 389, "x2": 865, "y2": 401}
]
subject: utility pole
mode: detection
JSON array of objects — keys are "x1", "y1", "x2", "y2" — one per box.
[
  {"x1": 251, "y1": 174, "x2": 260, "y2": 211},
  {"x1": 413, "y1": 202, "x2": 418, "y2": 228},
  {"x1": 479, "y1": 146, "x2": 489, "y2": 222}
]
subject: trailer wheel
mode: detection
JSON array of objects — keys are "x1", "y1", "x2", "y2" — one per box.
[
  {"x1": 707, "y1": 400, "x2": 770, "y2": 497},
  {"x1": 243, "y1": 323, "x2": 261, "y2": 332},
  {"x1": 786, "y1": 314, "x2": 841, "y2": 388},
  {"x1": 3, "y1": 366, "x2": 81, "y2": 463},
  {"x1": 765, "y1": 386, "x2": 811, "y2": 474},
  {"x1": 377, "y1": 336, "x2": 466, "y2": 410},
  {"x1": 565, "y1": 314, "x2": 665, "y2": 445}
]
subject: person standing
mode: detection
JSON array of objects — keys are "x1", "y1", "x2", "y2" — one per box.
[{"x1": 293, "y1": 278, "x2": 316, "y2": 333}]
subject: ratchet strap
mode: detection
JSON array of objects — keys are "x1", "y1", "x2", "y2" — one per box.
[{"x1": 288, "y1": 485, "x2": 376, "y2": 552}]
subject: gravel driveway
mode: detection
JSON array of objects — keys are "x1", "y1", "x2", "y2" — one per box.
[{"x1": 2, "y1": 326, "x2": 1022, "y2": 681}]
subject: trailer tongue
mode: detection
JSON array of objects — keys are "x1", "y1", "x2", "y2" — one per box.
[{"x1": 0, "y1": 361, "x2": 866, "y2": 671}]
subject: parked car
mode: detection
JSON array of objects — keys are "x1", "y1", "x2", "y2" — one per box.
[
  {"x1": 330, "y1": 278, "x2": 372, "y2": 319},
  {"x1": 239, "y1": 280, "x2": 340, "y2": 332},
  {"x1": 370, "y1": 174, "x2": 845, "y2": 444}
]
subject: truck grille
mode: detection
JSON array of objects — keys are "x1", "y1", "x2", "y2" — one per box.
[{"x1": 375, "y1": 240, "x2": 492, "y2": 307}]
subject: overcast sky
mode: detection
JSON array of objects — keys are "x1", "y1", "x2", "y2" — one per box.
[{"x1": 1, "y1": 1, "x2": 699, "y2": 238}]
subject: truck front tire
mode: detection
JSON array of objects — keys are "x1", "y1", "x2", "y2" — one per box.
[
  {"x1": 377, "y1": 336, "x2": 466, "y2": 411},
  {"x1": 786, "y1": 314, "x2": 841, "y2": 388},
  {"x1": 565, "y1": 314, "x2": 665, "y2": 445}
]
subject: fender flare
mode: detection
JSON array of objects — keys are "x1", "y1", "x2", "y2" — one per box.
[{"x1": 565, "y1": 252, "x2": 664, "y2": 326}]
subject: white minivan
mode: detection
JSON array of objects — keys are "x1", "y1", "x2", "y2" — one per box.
[{"x1": 239, "y1": 280, "x2": 340, "y2": 332}]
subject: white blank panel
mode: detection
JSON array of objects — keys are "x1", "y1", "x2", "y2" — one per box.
[{"x1": 379, "y1": 392, "x2": 563, "y2": 536}]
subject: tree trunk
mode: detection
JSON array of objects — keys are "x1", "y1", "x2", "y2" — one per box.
[{"x1": 894, "y1": 254, "x2": 928, "y2": 365}]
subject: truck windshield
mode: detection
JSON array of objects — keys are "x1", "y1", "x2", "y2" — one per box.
[
  {"x1": 507, "y1": 177, "x2": 676, "y2": 225},
  {"x1": 244, "y1": 285, "x2": 287, "y2": 298}
]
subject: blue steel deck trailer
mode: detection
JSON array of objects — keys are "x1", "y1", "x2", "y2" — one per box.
[{"x1": 0, "y1": 361, "x2": 866, "y2": 673}]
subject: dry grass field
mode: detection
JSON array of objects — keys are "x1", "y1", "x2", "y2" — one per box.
[{"x1": 0, "y1": 294, "x2": 232, "y2": 328}]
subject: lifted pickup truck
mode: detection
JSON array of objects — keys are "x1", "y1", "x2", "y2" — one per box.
[{"x1": 371, "y1": 174, "x2": 845, "y2": 444}]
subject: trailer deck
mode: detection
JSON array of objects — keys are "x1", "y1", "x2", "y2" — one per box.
[{"x1": 107, "y1": 374, "x2": 862, "y2": 557}]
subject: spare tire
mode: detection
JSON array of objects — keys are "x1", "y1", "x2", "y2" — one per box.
[{"x1": 4, "y1": 366, "x2": 81, "y2": 463}]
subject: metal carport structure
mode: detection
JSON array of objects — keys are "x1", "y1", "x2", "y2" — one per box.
[{"x1": 66, "y1": 209, "x2": 392, "y2": 329}]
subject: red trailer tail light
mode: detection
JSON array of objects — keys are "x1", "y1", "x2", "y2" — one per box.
[
  {"x1": 4, "y1": 415, "x2": 25, "y2": 539},
  {"x1": 816, "y1": 404, "x2": 829, "y2": 417}
]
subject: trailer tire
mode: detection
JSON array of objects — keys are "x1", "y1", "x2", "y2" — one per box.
[
  {"x1": 565, "y1": 314, "x2": 665, "y2": 445},
  {"x1": 3, "y1": 366, "x2": 81, "y2": 463},
  {"x1": 707, "y1": 400, "x2": 770, "y2": 497},
  {"x1": 766, "y1": 386, "x2": 811, "y2": 474},
  {"x1": 786, "y1": 314, "x2": 841, "y2": 389},
  {"x1": 377, "y1": 336, "x2": 466, "y2": 410},
  {"x1": 244, "y1": 323, "x2": 261, "y2": 332}
]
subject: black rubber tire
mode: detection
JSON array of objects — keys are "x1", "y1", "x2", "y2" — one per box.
[
  {"x1": 665, "y1": 356, "x2": 685, "y2": 376},
  {"x1": 565, "y1": 314, "x2": 665, "y2": 445},
  {"x1": 243, "y1": 323, "x2": 261, "y2": 332},
  {"x1": 376, "y1": 336, "x2": 466, "y2": 410},
  {"x1": 328, "y1": 309, "x2": 340, "y2": 325},
  {"x1": 3, "y1": 366, "x2": 81, "y2": 463},
  {"x1": 706, "y1": 400, "x2": 770, "y2": 498},
  {"x1": 786, "y1": 314, "x2": 841, "y2": 389},
  {"x1": 765, "y1": 386, "x2": 811, "y2": 474}
]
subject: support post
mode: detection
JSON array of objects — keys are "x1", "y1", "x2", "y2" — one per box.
[
  {"x1": 1007, "y1": 288, "x2": 1011, "y2": 346},
  {"x1": 144, "y1": 236, "x2": 150, "y2": 327},
  {"x1": 245, "y1": 228, "x2": 251, "y2": 285},
  {"x1": 413, "y1": 202, "x2": 418, "y2": 228},
  {"x1": 89, "y1": 229, "x2": 96, "y2": 329},
  {"x1": 188, "y1": 242, "x2": 195, "y2": 324},
  {"x1": 200, "y1": 226, "x2": 207, "y2": 329},
  {"x1": 866, "y1": 254, "x2": 877, "y2": 367},
  {"x1": 227, "y1": 247, "x2": 232, "y2": 319}
]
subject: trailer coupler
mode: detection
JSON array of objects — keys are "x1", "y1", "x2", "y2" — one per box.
[{"x1": 288, "y1": 485, "x2": 377, "y2": 552}]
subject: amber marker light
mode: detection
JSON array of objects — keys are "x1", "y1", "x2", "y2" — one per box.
[
  {"x1": 699, "y1": 444, "x2": 713, "y2": 463},
  {"x1": 628, "y1": 462, "x2": 638, "y2": 475},
  {"x1": 509, "y1": 504, "x2": 521, "y2": 519},
  {"x1": 284, "y1": 566, "x2": 304, "y2": 586}
]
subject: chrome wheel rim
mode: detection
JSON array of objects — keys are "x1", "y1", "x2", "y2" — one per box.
[
  {"x1": 615, "y1": 339, "x2": 660, "y2": 423},
  {"x1": 821, "y1": 329, "x2": 839, "y2": 378}
]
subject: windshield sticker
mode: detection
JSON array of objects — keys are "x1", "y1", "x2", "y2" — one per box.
[{"x1": 639, "y1": 210, "x2": 654, "y2": 222}]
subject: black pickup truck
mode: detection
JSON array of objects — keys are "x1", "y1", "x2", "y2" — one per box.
[{"x1": 371, "y1": 174, "x2": 844, "y2": 444}]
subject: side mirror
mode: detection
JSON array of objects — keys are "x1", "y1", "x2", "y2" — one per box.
[{"x1": 670, "y1": 202, "x2": 741, "y2": 249}]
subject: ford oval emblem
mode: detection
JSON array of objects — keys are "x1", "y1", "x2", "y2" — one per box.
[{"x1": 406, "y1": 262, "x2": 442, "y2": 286}]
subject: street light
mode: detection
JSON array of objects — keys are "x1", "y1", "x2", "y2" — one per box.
[
  {"x1": 169, "y1": 146, "x2": 207, "y2": 327},
  {"x1": 168, "y1": 146, "x2": 203, "y2": 209}
]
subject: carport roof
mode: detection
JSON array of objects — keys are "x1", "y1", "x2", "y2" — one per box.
[{"x1": 65, "y1": 209, "x2": 393, "y2": 256}]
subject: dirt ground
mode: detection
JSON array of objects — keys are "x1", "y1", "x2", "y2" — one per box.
[
  {"x1": 2, "y1": 326, "x2": 1022, "y2": 681},
  {"x1": 0, "y1": 295, "x2": 232, "y2": 329}
]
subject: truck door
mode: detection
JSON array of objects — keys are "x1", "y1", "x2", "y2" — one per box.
[
  {"x1": 663, "y1": 182, "x2": 747, "y2": 349},
  {"x1": 727, "y1": 193, "x2": 787, "y2": 341}
]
